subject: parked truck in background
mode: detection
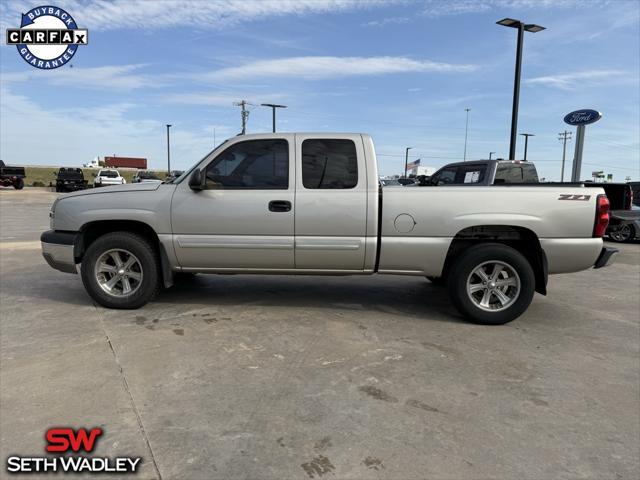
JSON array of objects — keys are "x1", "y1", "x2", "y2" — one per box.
[
  {"x1": 599, "y1": 182, "x2": 639, "y2": 243},
  {"x1": 427, "y1": 159, "x2": 539, "y2": 186},
  {"x1": 41, "y1": 133, "x2": 616, "y2": 325},
  {"x1": 0, "y1": 160, "x2": 25, "y2": 189},
  {"x1": 54, "y1": 167, "x2": 87, "y2": 192}
]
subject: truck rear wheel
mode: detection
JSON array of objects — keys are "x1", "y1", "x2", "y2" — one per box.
[
  {"x1": 13, "y1": 178, "x2": 24, "y2": 190},
  {"x1": 446, "y1": 243, "x2": 535, "y2": 325},
  {"x1": 81, "y1": 232, "x2": 161, "y2": 309}
]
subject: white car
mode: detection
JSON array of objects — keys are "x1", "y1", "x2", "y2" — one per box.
[{"x1": 94, "y1": 169, "x2": 126, "y2": 187}]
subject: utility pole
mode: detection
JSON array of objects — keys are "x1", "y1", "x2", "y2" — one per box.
[
  {"x1": 404, "y1": 147, "x2": 412, "y2": 178},
  {"x1": 233, "y1": 100, "x2": 251, "y2": 134},
  {"x1": 489, "y1": 151, "x2": 496, "y2": 160},
  {"x1": 261, "y1": 103, "x2": 287, "y2": 132},
  {"x1": 166, "y1": 124, "x2": 172, "y2": 173},
  {"x1": 463, "y1": 108, "x2": 471, "y2": 161},
  {"x1": 558, "y1": 130, "x2": 572, "y2": 182},
  {"x1": 520, "y1": 133, "x2": 534, "y2": 161}
]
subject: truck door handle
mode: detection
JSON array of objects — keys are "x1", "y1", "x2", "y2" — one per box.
[{"x1": 268, "y1": 200, "x2": 292, "y2": 212}]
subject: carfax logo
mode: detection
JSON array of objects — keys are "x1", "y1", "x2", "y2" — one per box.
[{"x1": 5, "y1": 5, "x2": 88, "y2": 69}]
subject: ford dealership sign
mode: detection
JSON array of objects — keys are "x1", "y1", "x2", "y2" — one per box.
[{"x1": 564, "y1": 109, "x2": 602, "y2": 126}]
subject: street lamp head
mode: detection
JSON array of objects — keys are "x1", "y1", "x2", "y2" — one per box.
[
  {"x1": 520, "y1": 133, "x2": 535, "y2": 137},
  {"x1": 166, "y1": 124, "x2": 172, "y2": 128},
  {"x1": 497, "y1": 18, "x2": 545, "y2": 32},
  {"x1": 496, "y1": 18, "x2": 521, "y2": 27},
  {"x1": 524, "y1": 24, "x2": 545, "y2": 33},
  {"x1": 261, "y1": 103, "x2": 287, "y2": 109}
]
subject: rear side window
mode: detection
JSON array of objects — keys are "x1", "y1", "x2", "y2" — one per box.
[
  {"x1": 521, "y1": 163, "x2": 539, "y2": 183},
  {"x1": 495, "y1": 164, "x2": 523, "y2": 183},
  {"x1": 302, "y1": 139, "x2": 358, "y2": 189},
  {"x1": 495, "y1": 163, "x2": 539, "y2": 183}
]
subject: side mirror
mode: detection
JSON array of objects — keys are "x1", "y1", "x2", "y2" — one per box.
[{"x1": 189, "y1": 169, "x2": 204, "y2": 191}]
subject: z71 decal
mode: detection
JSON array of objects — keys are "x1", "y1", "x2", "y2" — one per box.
[{"x1": 558, "y1": 194, "x2": 591, "y2": 201}]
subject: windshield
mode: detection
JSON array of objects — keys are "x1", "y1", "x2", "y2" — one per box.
[{"x1": 99, "y1": 170, "x2": 118, "y2": 178}]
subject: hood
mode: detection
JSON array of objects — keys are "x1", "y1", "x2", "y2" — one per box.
[{"x1": 59, "y1": 182, "x2": 163, "y2": 199}]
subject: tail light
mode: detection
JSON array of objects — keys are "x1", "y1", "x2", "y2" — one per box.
[
  {"x1": 593, "y1": 194, "x2": 610, "y2": 238},
  {"x1": 625, "y1": 187, "x2": 633, "y2": 210}
]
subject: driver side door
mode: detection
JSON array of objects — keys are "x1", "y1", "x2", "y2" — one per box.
[{"x1": 171, "y1": 136, "x2": 295, "y2": 270}]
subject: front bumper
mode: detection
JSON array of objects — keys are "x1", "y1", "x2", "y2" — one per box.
[
  {"x1": 41, "y1": 230, "x2": 78, "y2": 274},
  {"x1": 593, "y1": 246, "x2": 618, "y2": 269}
]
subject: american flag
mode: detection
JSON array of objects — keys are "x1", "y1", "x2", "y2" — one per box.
[{"x1": 406, "y1": 158, "x2": 421, "y2": 170}]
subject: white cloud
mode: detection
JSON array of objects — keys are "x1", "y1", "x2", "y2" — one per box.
[
  {"x1": 208, "y1": 56, "x2": 476, "y2": 80},
  {"x1": 0, "y1": 86, "x2": 219, "y2": 169},
  {"x1": 162, "y1": 92, "x2": 287, "y2": 107},
  {"x1": 0, "y1": 0, "x2": 395, "y2": 31},
  {"x1": 420, "y1": 0, "x2": 593, "y2": 17},
  {"x1": 1, "y1": 64, "x2": 156, "y2": 90},
  {"x1": 363, "y1": 16, "x2": 410, "y2": 27},
  {"x1": 525, "y1": 70, "x2": 627, "y2": 89}
]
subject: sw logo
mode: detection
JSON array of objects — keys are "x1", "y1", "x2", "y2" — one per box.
[
  {"x1": 46, "y1": 427, "x2": 103, "y2": 453},
  {"x1": 558, "y1": 194, "x2": 591, "y2": 201},
  {"x1": 5, "y1": 427, "x2": 142, "y2": 474},
  {"x1": 5, "y1": 5, "x2": 88, "y2": 70}
]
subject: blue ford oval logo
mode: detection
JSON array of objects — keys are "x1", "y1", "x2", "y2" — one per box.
[{"x1": 564, "y1": 109, "x2": 602, "y2": 126}]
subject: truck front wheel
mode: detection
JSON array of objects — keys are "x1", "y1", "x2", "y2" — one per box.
[
  {"x1": 81, "y1": 232, "x2": 161, "y2": 309},
  {"x1": 13, "y1": 178, "x2": 24, "y2": 190},
  {"x1": 447, "y1": 243, "x2": 535, "y2": 325}
]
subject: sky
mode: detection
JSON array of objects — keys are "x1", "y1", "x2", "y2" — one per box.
[{"x1": 0, "y1": 0, "x2": 639, "y2": 181}]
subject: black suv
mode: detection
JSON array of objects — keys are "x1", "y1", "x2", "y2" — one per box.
[{"x1": 55, "y1": 168, "x2": 87, "y2": 192}]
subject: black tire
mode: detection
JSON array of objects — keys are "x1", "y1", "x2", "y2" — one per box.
[
  {"x1": 13, "y1": 178, "x2": 24, "y2": 190},
  {"x1": 81, "y1": 232, "x2": 161, "y2": 309},
  {"x1": 608, "y1": 224, "x2": 635, "y2": 243},
  {"x1": 426, "y1": 276, "x2": 445, "y2": 286},
  {"x1": 446, "y1": 243, "x2": 535, "y2": 325}
]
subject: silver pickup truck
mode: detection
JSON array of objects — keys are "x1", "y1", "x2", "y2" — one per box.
[{"x1": 41, "y1": 133, "x2": 617, "y2": 324}]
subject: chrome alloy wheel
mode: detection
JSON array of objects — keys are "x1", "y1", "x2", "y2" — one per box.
[
  {"x1": 94, "y1": 249, "x2": 143, "y2": 297},
  {"x1": 466, "y1": 260, "x2": 521, "y2": 312}
]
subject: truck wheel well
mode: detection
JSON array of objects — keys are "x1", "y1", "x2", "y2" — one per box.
[
  {"x1": 442, "y1": 225, "x2": 548, "y2": 295},
  {"x1": 77, "y1": 220, "x2": 174, "y2": 289},
  {"x1": 78, "y1": 220, "x2": 159, "y2": 258}
]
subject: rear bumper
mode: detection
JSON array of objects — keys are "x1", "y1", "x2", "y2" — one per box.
[
  {"x1": 40, "y1": 230, "x2": 78, "y2": 274},
  {"x1": 593, "y1": 246, "x2": 618, "y2": 269}
]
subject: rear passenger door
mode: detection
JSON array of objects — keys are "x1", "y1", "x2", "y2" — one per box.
[{"x1": 294, "y1": 135, "x2": 368, "y2": 270}]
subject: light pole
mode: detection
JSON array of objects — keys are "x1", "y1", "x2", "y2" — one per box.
[
  {"x1": 404, "y1": 147, "x2": 412, "y2": 178},
  {"x1": 166, "y1": 124, "x2": 172, "y2": 173},
  {"x1": 489, "y1": 151, "x2": 496, "y2": 160},
  {"x1": 261, "y1": 103, "x2": 287, "y2": 133},
  {"x1": 497, "y1": 18, "x2": 545, "y2": 160},
  {"x1": 463, "y1": 108, "x2": 471, "y2": 161},
  {"x1": 520, "y1": 133, "x2": 534, "y2": 161}
]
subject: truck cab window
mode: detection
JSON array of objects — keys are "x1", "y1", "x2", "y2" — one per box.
[
  {"x1": 302, "y1": 139, "x2": 357, "y2": 189},
  {"x1": 205, "y1": 139, "x2": 289, "y2": 189},
  {"x1": 431, "y1": 167, "x2": 456, "y2": 185}
]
